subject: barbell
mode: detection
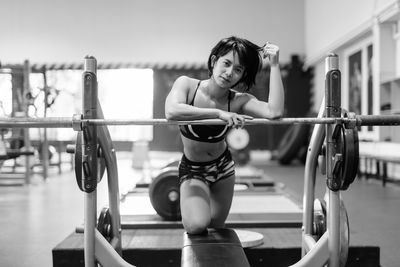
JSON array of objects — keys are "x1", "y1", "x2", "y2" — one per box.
[{"x1": 0, "y1": 114, "x2": 400, "y2": 129}]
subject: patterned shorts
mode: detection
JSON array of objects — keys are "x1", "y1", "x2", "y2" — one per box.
[{"x1": 178, "y1": 148, "x2": 235, "y2": 186}]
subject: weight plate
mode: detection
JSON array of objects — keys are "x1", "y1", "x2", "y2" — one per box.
[
  {"x1": 313, "y1": 198, "x2": 326, "y2": 238},
  {"x1": 341, "y1": 128, "x2": 359, "y2": 190},
  {"x1": 74, "y1": 132, "x2": 83, "y2": 191},
  {"x1": 74, "y1": 132, "x2": 106, "y2": 190},
  {"x1": 164, "y1": 159, "x2": 180, "y2": 168},
  {"x1": 332, "y1": 122, "x2": 359, "y2": 191},
  {"x1": 340, "y1": 110, "x2": 359, "y2": 190},
  {"x1": 149, "y1": 167, "x2": 181, "y2": 221},
  {"x1": 97, "y1": 207, "x2": 112, "y2": 241},
  {"x1": 234, "y1": 230, "x2": 264, "y2": 248},
  {"x1": 227, "y1": 128, "x2": 250, "y2": 150}
]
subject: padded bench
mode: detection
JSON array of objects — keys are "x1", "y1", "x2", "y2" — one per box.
[
  {"x1": 181, "y1": 228, "x2": 251, "y2": 267},
  {"x1": 359, "y1": 141, "x2": 400, "y2": 186}
]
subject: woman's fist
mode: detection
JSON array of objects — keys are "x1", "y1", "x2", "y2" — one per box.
[{"x1": 262, "y1": 42, "x2": 279, "y2": 66}]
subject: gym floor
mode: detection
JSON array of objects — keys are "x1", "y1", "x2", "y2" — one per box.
[{"x1": 0, "y1": 152, "x2": 399, "y2": 267}]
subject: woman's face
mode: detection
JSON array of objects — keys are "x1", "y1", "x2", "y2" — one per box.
[{"x1": 211, "y1": 50, "x2": 245, "y2": 88}]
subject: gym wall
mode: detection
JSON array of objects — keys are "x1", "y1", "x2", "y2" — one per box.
[
  {"x1": 304, "y1": 0, "x2": 396, "y2": 112},
  {"x1": 1, "y1": 0, "x2": 305, "y2": 65}
]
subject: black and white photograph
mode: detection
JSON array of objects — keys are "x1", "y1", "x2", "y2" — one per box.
[{"x1": 1, "y1": 1, "x2": 400, "y2": 266}]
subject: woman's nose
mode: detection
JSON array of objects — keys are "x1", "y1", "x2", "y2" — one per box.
[{"x1": 225, "y1": 66, "x2": 233, "y2": 76}]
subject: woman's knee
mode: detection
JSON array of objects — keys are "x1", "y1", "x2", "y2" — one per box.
[{"x1": 182, "y1": 217, "x2": 210, "y2": 234}]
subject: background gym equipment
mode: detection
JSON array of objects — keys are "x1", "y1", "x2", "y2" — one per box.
[
  {"x1": 97, "y1": 207, "x2": 113, "y2": 242},
  {"x1": 0, "y1": 60, "x2": 67, "y2": 184},
  {"x1": 0, "y1": 135, "x2": 35, "y2": 186},
  {"x1": 226, "y1": 128, "x2": 251, "y2": 165},
  {"x1": 276, "y1": 123, "x2": 311, "y2": 165},
  {"x1": 148, "y1": 166, "x2": 181, "y2": 221}
]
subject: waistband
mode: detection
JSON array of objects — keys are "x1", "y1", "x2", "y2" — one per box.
[{"x1": 181, "y1": 147, "x2": 231, "y2": 166}]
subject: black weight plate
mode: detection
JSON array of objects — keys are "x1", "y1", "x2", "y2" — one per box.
[
  {"x1": 74, "y1": 132, "x2": 83, "y2": 191},
  {"x1": 149, "y1": 167, "x2": 181, "y2": 221},
  {"x1": 313, "y1": 198, "x2": 326, "y2": 239},
  {"x1": 341, "y1": 128, "x2": 359, "y2": 190},
  {"x1": 74, "y1": 132, "x2": 106, "y2": 190},
  {"x1": 97, "y1": 207, "x2": 112, "y2": 241}
]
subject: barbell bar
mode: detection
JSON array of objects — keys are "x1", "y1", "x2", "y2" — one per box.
[{"x1": 0, "y1": 114, "x2": 399, "y2": 129}]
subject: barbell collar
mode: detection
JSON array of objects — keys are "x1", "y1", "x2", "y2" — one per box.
[
  {"x1": 344, "y1": 112, "x2": 357, "y2": 129},
  {"x1": 72, "y1": 114, "x2": 83, "y2": 131}
]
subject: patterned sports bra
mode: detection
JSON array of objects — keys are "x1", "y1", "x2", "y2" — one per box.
[{"x1": 179, "y1": 81, "x2": 232, "y2": 143}]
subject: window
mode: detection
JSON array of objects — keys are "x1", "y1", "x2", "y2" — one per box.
[
  {"x1": 0, "y1": 74, "x2": 12, "y2": 116},
  {"x1": 97, "y1": 69, "x2": 154, "y2": 141},
  {"x1": 343, "y1": 38, "x2": 376, "y2": 140},
  {"x1": 1, "y1": 68, "x2": 154, "y2": 142}
]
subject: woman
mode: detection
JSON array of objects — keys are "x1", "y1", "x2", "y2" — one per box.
[{"x1": 165, "y1": 36, "x2": 284, "y2": 234}]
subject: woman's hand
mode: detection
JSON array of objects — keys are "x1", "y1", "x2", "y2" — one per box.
[
  {"x1": 262, "y1": 42, "x2": 280, "y2": 66},
  {"x1": 218, "y1": 110, "x2": 253, "y2": 128}
]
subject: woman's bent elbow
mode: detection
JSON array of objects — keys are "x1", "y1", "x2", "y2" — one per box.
[
  {"x1": 269, "y1": 110, "x2": 283, "y2": 120},
  {"x1": 165, "y1": 109, "x2": 180, "y2": 120},
  {"x1": 165, "y1": 112, "x2": 175, "y2": 120},
  {"x1": 165, "y1": 111, "x2": 172, "y2": 120}
]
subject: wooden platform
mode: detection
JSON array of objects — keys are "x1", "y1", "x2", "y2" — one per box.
[
  {"x1": 52, "y1": 227, "x2": 380, "y2": 267},
  {"x1": 118, "y1": 182, "x2": 304, "y2": 229},
  {"x1": 120, "y1": 180, "x2": 303, "y2": 218}
]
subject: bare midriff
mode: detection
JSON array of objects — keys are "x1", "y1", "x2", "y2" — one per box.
[{"x1": 181, "y1": 134, "x2": 227, "y2": 162}]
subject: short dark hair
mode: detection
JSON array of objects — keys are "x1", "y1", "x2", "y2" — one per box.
[{"x1": 207, "y1": 36, "x2": 262, "y2": 91}]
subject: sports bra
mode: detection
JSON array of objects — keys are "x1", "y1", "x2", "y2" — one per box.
[{"x1": 179, "y1": 81, "x2": 232, "y2": 143}]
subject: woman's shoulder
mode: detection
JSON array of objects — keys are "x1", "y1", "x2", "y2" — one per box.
[{"x1": 174, "y1": 76, "x2": 200, "y2": 88}]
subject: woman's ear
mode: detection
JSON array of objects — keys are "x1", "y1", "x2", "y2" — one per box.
[{"x1": 210, "y1": 55, "x2": 217, "y2": 67}]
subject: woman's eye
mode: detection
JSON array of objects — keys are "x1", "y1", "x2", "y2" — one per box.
[{"x1": 235, "y1": 68, "x2": 243, "y2": 74}]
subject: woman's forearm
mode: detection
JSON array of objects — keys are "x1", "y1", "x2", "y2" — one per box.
[
  {"x1": 268, "y1": 64, "x2": 285, "y2": 118},
  {"x1": 166, "y1": 103, "x2": 221, "y2": 120}
]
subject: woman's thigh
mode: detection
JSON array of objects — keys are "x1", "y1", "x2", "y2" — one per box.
[
  {"x1": 209, "y1": 175, "x2": 236, "y2": 227},
  {"x1": 180, "y1": 179, "x2": 211, "y2": 226}
]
